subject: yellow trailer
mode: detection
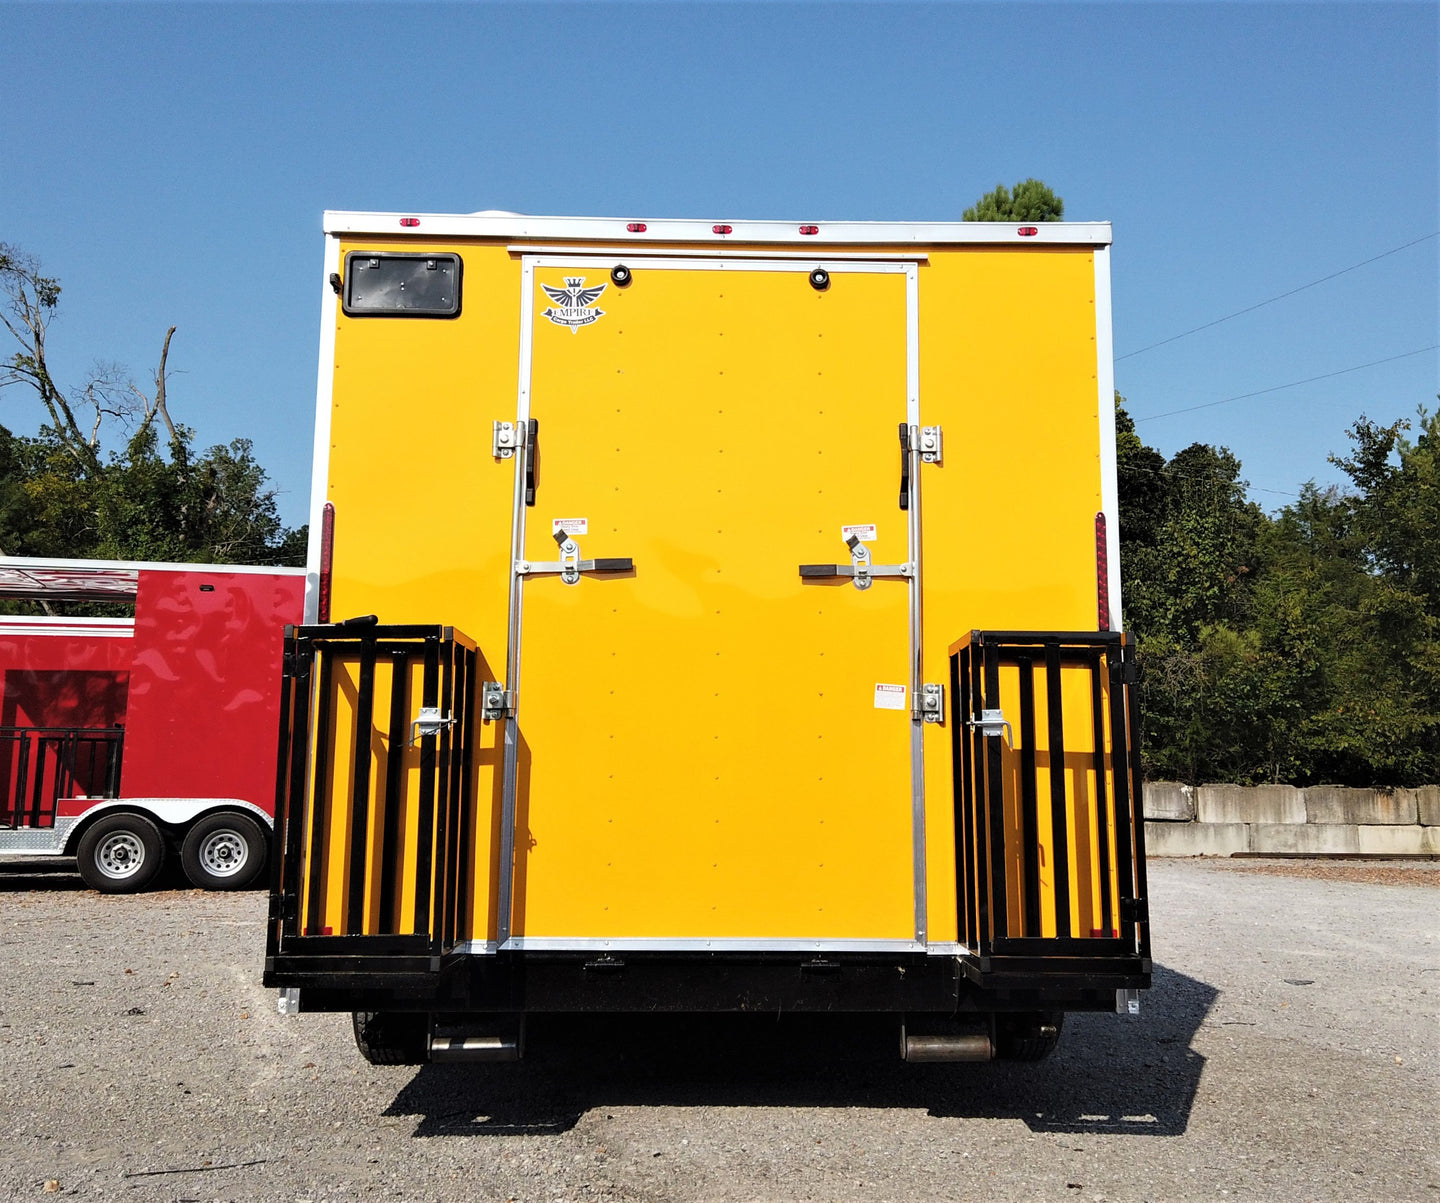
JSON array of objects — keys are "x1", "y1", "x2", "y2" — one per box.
[{"x1": 265, "y1": 211, "x2": 1150, "y2": 1065}]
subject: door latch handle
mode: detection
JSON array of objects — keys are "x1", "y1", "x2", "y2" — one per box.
[
  {"x1": 798, "y1": 533, "x2": 910, "y2": 590},
  {"x1": 517, "y1": 532, "x2": 635, "y2": 585},
  {"x1": 524, "y1": 418, "x2": 539, "y2": 507},
  {"x1": 898, "y1": 422, "x2": 911, "y2": 511}
]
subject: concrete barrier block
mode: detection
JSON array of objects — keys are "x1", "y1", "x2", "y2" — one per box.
[
  {"x1": 1144, "y1": 821, "x2": 1250, "y2": 857},
  {"x1": 1251, "y1": 822, "x2": 1361, "y2": 855},
  {"x1": 1197, "y1": 784, "x2": 1305, "y2": 825},
  {"x1": 1409, "y1": 786, "x2": 1440, "y2": 827},
  {"x1": 1143, "y1": 782, "x2": 1194, "y2": 822},
  {"x1": 1305, "y1": 786, "x2": 1416, "y2": 825},
  {"x1": 1356, "y1": 825, "x2": 1440, "y2": 855}
]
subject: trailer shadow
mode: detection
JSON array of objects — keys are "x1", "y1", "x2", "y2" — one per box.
[
  {"x1": 383, "y1": 963, "x2": 1215, "y2": 1138},
  {"x1": 0, "y1": 858, "x2": 87, "y2": 891}
]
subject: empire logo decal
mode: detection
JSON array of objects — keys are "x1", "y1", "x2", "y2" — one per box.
[{"x1": 540, "y1": 277, "x2": 607, "y2": 332}]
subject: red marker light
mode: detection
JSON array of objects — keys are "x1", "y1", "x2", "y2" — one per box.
[
  {"x1": 799, "y1": 225, "x2": 819, "y2": 235},
  {"x1": 712, "y1": 224, "x2": 732, "y2": 235},
  {"x1": 399, "y1": 217, "x2": 421, "y2": 228},
  {"x1": 1017, "y1": 226, "x2": 1039, "y2": 237},
  {"x1": 1095, "y1": 511, "x2": 1111, "y2": 631},
  {"x1": 627, "y1": 222, "x2": 647, "y2": 233}
]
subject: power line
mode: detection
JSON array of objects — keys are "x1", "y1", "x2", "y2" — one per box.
[
  {"x1": 1133, "y1": 346, "x2": 1439, "y2": 424},
  {"x1": 1116, "y1": 232, "x2": 1439, "y2": 362}
]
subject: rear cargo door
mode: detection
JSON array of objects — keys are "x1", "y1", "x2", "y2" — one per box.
[{"x1": 502, "y1": 256, "x2": 919, "y2": 948}]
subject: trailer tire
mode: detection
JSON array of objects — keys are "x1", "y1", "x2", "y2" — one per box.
[
  {"x1": 180, "y1": 812, "x2": 268, "y2": 890},
  {"x1": 76, "y1": 813, "x2": 166, "y2": 893},
  {"x1": 353, "y1": 1011, "x2": 430, "y2": 1065},
  {"x1": 994, "y1": 1011, "x2": 1064, "y2": 1062}
]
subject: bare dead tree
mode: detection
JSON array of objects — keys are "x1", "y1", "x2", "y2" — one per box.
[{"x1": 0, "y1": 243, "x2": 178, "y2": 475}]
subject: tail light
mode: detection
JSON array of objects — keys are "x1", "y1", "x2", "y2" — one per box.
[
  {"x1": 1095, "y1": 511, "x2": 1111, "y2": 630},
  {"x1": 318, "y1": 501, "x2": 335, "y2": 623}
]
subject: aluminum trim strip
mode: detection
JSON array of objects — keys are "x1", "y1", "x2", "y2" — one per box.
[
  {"x1": 526, "y1": 256, "x2": 912, "y2": 275},
  {"x1": 324, "y1": 211, "x2": 1112, "y2": 247},
  {"x1": 1094, "y1": 245, "x2": 1122, "y2": 629},
  {"x1": 495, "y1": 257, "x2": 537, "y2": 947},
  {"x1": 0, "y1": 619, "x2": 133, "y2": 637},
  {"x1": 924, "y1": 942, "x2": 970, "y2": 956},
  {"x1": 508, "y1": 246, "x2": 929, "y2": 261},
  {"x1": 304, "y1": 235, "x2": 343, "y2": 623},
  {"x1": 0, "y1": 556, "x2": 305, "y2": 579},
  {"x1": 500, "y1": 937, "x2": 929, "y2": 953},
  {"x1": 905, "y1": 263, "x2": 928, "y2": 946}
]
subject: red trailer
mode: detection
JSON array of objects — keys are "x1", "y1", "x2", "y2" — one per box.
[{"x1": 0, "y1": 557, "x2": 306, "y2": 892}]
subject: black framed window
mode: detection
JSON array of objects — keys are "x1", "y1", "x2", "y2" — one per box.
[{"x1": 342, "y1": 252, "x2": 462, "y2": 317}]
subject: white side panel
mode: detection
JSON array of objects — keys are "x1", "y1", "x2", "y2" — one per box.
[
  {"x1": 1095, "y1": 245, "x2": 1122, "y2": 630},
  {"x1": 304, "y1": 235, "x2": 343, "y2": 623}
]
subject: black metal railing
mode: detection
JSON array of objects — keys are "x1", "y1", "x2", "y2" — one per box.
[
  {"x1": 0, "y1": 726, "x2": 124, "y2": 828},
  {"x1": 267, "y1": 623, "x2": 478, "y2": 966},
  {"x1": 949, "y1": 631, "x2": 1150, "y2": 985}
]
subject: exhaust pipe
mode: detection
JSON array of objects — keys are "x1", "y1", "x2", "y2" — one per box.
[{"x1": 901, "y1": 1025, "x2": 994, "y2": 1062}]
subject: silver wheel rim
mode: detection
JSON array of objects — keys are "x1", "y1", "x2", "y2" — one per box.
[
  {"x1": 95, "y1": 831, "x2": 146, "y2": 880},
  {"x1": 198, "y1": 829, "x2": 249, "y2": 878}
]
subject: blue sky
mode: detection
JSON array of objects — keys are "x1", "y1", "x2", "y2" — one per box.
[{"x1": 2, "y1": 1, "x2": 1435, "y2": 527}]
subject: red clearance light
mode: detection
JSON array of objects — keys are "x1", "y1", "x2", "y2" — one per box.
[
  {"x1": 318, "y1": 501, "x2": 335, "y2": 623},
  {"x1": 799, "y1": 225, "x2": 819, "y2": 235},
  {"x1": 1017, "y1": 226, "x2": 1039, "y2": 237},
  {"x1": 712, "y1": 224, "x2": 733, "y2": 235},
  {"x1": 1095, "y1": 511, "x2": 1111, "y2": 631},
  {"x1": 399, "y1": 217, "x2": 421, "y2": 228},
  {"x1": 627, "y1": 222, "x2": 647, "y2": 233}
]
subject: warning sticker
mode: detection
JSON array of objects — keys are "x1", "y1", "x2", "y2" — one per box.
[
  {"x1": 874, "y1": 683, "x2": 907, "y2": 711},
  {"x1": 842, "y1": 524, "x2": 877, "y2": 543},
  {"x1": 552, "y1": 518, "x2": 588, "y2": 536}
]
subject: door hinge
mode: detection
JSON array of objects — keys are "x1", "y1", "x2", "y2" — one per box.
[
  {"x1": 481, "y1": 681, "x2": 513, "y2": 723},
  {"x1": 919, "y1": 425, "x2": 943, "y2": 464},
  {"x1": 918, "y1": 682, "x2": 946, "y2": 723},
  {"x1": 493, "y1": 420, "x2": 521, "y2": 459}
]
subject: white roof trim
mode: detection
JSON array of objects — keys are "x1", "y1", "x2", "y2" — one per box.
[{"x1": 325, "y1": 211, "x2": 1111, "y2": 247}]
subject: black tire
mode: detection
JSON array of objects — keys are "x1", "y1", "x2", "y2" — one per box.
[
  {"x1": 76, "y1": 813, "x2": 166, "y2": 893},
  {"x1": 180, "y1": 811, "x2": 269, "y2": 890},
  {"x1": 353, "y1": 1011, "x2": 430, "y2": 1065},
  {"x1": 994, "y1": 1011, "x2": 1064, "y2": 1062}
]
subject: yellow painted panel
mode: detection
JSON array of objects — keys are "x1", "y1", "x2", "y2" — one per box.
[
  {"x1": 326, "y1": 239, "x2": 518, "y2": 941},
  {"x1": 515, "y1": 263, "x2": 914, "y2": 940},
  {"x1": 918, "y1": 247, "x2": 1103, "y2": 943}
]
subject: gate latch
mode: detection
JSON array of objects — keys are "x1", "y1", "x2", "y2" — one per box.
[
  {"x1": 410, "y1": 706, "x2": 456, "y2": 745},
  {"x1": 481, "y1": 682, "x2": 513, "y2": 723},
  {"x1": 967, "y1": 707, "x2": 1013, "y2": 742},
  {"x1": 517, "y1": 531, "x2": 635, "y2": 586},
  {"x1": 798, "y1": 533, "x2": 912, "y2": 591},
  {"x1": 918, "y1": 683, "x2": 945, "y2": 723}
]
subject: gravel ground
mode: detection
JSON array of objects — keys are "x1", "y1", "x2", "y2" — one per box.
[{"x1": 0, "y1": 856, "x2": 1435, "y2": 1202}]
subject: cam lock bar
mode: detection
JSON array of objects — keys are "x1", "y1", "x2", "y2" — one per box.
[
  {"x1": 518, "y1": 529, "x2": 634, "y2": 586},
  {"x1": 799, "y1": 533, "x2": 912, "y2": 591}
]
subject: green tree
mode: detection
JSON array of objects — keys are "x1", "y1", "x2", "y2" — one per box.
[
  {"x1": 0, "y1": 243, "x2": 303, "y2": 567},
  {"x1": 962, "y1": 178, "x2": 1065, "y2": 222}
]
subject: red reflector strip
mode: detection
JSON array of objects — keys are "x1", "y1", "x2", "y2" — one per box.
[
  {"x1": 626, "y1": 222, "x2": 647, "y2": 233},
  {"x1": 1095, "y1": 511, "x2": 1111, "y2": 631},
  {"x1": 712, "y1": 224, "x2": 732, "y2": 235},
  {"x1": 399, "y1": 217, "x2": 420, "y2": 228},
  {"x1": 318, "y1": 501, "x2": 335, "y2": 624},
  {"x1": 798, "y1": 225, "x2": 819, "y2": 235},
  {"x1": 1017, "y1": 226, "x2": 1038, "y2": 236},
  {"x1": 303, "y1": 926, "x2": 334, "y2": 936}
]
